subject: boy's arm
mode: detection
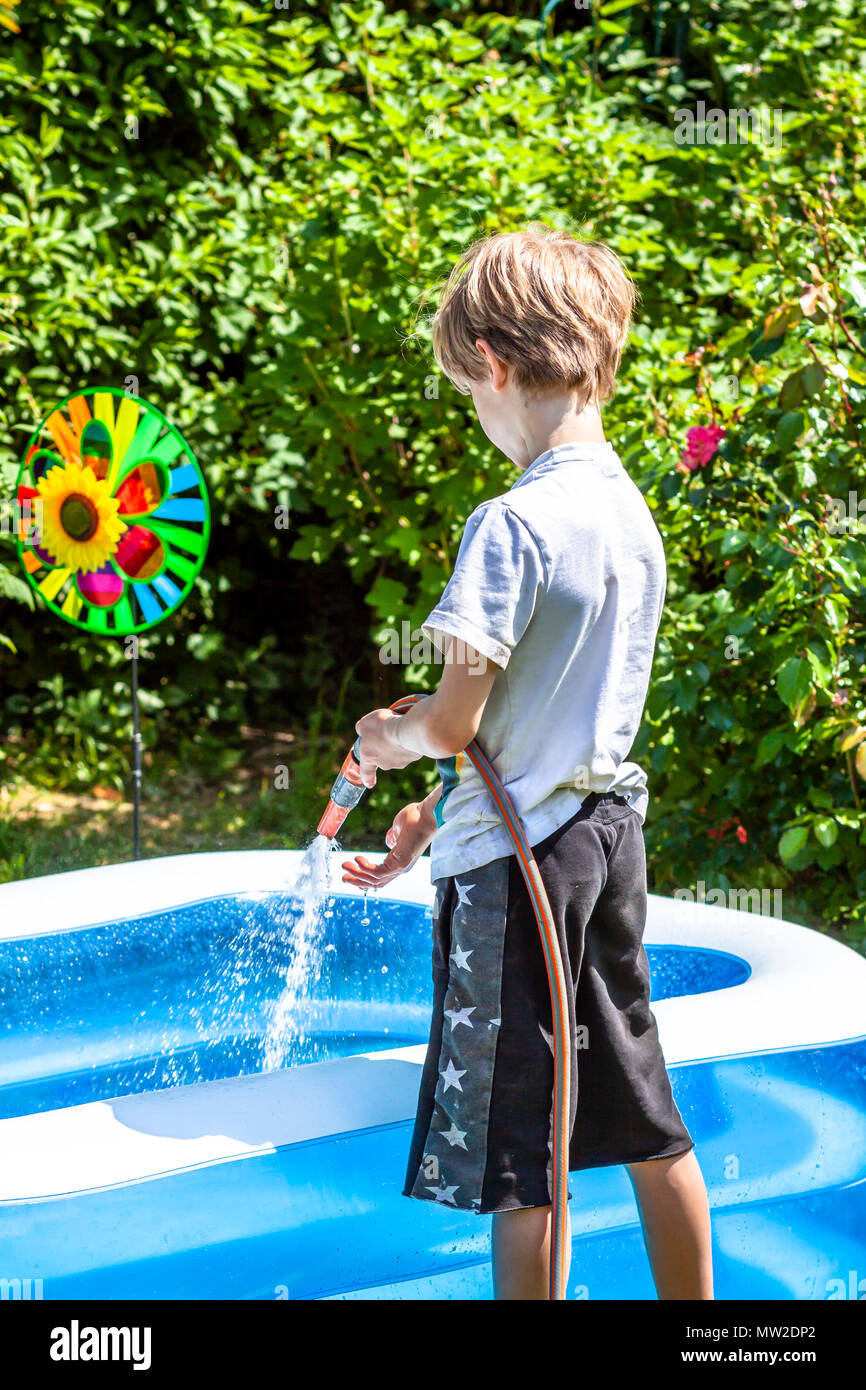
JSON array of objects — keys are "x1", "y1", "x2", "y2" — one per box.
[{"x1": 354, "y1": 644, "x2": 499, "y2": 788}]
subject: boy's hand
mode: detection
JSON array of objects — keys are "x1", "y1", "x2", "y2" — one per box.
[
  {"x1": 341, "y1": 795, "x2": 438, "y2": 890},
  {"x1": 354, "y1": 708, "x2": 417, "y2": 788}
]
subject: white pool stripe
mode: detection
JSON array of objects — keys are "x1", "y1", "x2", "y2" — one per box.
[{"x1": 0, "y1": 1051, "x2": 426, "y2": 1203}]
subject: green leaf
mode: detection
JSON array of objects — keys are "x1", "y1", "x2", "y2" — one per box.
[
  {"x1": 841, "y1": 268, "x2": 866, "y2": 310},
  {"x1": 774, "y1": 411, "x2": 804, "y2": 453},
  {"x1": 779, "y1": 825, "x2": 809, "y2": 861},
  {"x1": 775, "y1": 657, "x2": 811, "y2": 712},
  {"x1": 720, "y1": 529, "x2": 750, "y2": 555},
  {"x1": 763, "y1": 303, "x2": 800, "y2": 340},
  {"x1": 366, "y1": 575, "x2": 408, "y2": 622},
  {"x1": 779, "y1": 364, "x2": 827, "y2": 409},
  {"x1": 808, "y1": 787, "x2": 834, "y2": 810},
  {"x1": 755, "y1": 727, "x2": 788, "y2": 766},
  {"x1": 0, "y1": 565, "x2": 35, "y2": 608},
  {"x1": 805, "y1": 647, "x2": 833, "y2": 687},
  {"x1": 814, "y1": 818, "x2": 838, "y2": 849}
]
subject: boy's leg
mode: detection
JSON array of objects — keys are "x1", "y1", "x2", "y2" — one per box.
[
  {"x1": 492, "y1": 1150, "x2": 712, "y2": 1301},
  {"x1": 627, "y1": 1149, "x2": 714, "y2": 1299},
  {"x1": 491, "y1": 1205, "x2": 570, "y2": 1301}
]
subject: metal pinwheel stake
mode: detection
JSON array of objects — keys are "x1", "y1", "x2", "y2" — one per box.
[{"x1": 15, "y1": 387, "x2": 211, "y2": 858}]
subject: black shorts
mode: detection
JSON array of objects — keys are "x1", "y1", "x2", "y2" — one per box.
[{"x1": 403, "y1": 792, "x2": 694, "y2": 1214}]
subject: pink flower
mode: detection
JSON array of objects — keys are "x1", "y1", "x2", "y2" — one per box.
[
  {"x1": 678, "y1": 424, "x2": 725, "y2": 473},
  {"x1": 735, "y1": 825, "x2": 747, "y2": 844}
]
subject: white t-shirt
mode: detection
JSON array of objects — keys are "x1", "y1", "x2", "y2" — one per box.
[{"x1": 423, "y1": 440, "x2": 666, "y2": 882}]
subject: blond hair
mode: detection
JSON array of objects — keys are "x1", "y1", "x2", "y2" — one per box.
[{"x1": 431, "y1": 224, "x2": 637, "y2": 408}]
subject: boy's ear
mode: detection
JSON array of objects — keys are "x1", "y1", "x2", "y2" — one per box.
[{"x1": 474, "y1": 338, "x2": 508, "y2": 390}]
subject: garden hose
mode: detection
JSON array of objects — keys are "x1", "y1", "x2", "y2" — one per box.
[{"x1": 319, "y1": 694, "x2": 572, "y2": 1301}]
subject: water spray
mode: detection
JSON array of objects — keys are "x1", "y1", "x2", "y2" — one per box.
[{"x1": 317, "y1": 694, "x2": 573, "y2": 1301}]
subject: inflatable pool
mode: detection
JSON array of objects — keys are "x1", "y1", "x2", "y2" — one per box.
[{"x1": 1, "y1": 850, "x2": 865, "y2": 1300}]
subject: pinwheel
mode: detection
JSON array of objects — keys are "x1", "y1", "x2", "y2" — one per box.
[
  {"x1": 16, "y1": 387, "x2": 210, "y2": 634},
  {"x1": 15, "y1": 387, "x2": 211, "y2": 855}
]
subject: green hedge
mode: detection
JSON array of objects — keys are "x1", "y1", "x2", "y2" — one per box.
[{"x1": 1, "y1": 1, "x2": 865, "y2": 933}]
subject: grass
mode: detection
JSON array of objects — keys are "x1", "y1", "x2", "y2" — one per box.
[{"x1": 0, "y1": 726, "x2": 431, "y2": 883}]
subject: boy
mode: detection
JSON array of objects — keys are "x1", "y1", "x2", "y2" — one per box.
[{"x1": 341, "y1": 225, "x2": 713, "y2": 1301}]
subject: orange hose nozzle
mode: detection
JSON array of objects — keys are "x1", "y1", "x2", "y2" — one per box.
[{"x1": 317, "y1": 737, "x2": 366, "y2": 840}]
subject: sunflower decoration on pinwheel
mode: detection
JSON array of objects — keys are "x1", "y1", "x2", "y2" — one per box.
[
  {"x1": 16, "y1": 388, "x2": 210, "y2": 635},
  {"x1": 36, "y1": 461, "x2": 127, "y2": 573}
]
